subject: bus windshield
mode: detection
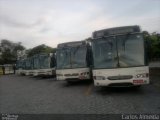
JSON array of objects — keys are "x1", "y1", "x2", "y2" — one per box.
[
  {"x1": 39, "y1": 55, "x2": 50, "y2": 69},
  {"x1": 25, "y1": 59, "x2": 32, "y2": 70},
  {"x1": 33, "y1": 57, "x2": 40, "y2": 69},
  {"x1": 56, "y1": 48, "x2": 71, "y2": 69},
  {"x1": 71, "y1": 47, "x2": 87, "y2": 68},
  {"x1": 56, "y1": 46, "x2": 87, "y2": 69},
  {"x1": 16, "y1": 60, "x2": 24, "y2": 69},
  {"x1": 92, "y1": 33, "x2": 145, "y2": 69}
]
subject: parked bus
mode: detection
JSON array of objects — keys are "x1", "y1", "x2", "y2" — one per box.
[
  {"x1": 56, "y1": 40, "x2": 92, "y2": 82},
  {"x1": 0, "y1": 64, "x2": 14, "y2": 75},
  {"x1": 91, "y1": 25, "x2": 149, "y2": 87},
  {"x1": 33, "y1": 53, "x2": 56, "y2": 77}
]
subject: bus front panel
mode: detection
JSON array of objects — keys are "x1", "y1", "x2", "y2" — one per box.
[{"x1": 93, "y1": 66, "x2": 149, "y2": 86}]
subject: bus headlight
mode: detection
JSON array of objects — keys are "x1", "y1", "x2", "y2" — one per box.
[
  {"x1": 93, "y1": 76, "x2": 105, "y2": 80},
  {"x1": 135, "y1": 73, "x2": 149, "y2": 78}
]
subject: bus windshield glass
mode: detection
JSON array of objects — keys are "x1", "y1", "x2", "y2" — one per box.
[
  {"x1": 33, "y1": 57, "x2": 40, "y2": 69},
  {"x1": 92, "y1": 33, "x2": 145, "y2": 69},
  {"x1": 25, "y1": 59, "x2": 32, "y2": 70},
  {"x1": 56, "y1": 46, "x2": 87, "y2": 69},
  {"x1": 71, "y1": 47, "x2": 87, "y2": 68},
  {"x1": 16, "y1": 60, "x2": 23, "y2": 69},
  {"x1": 56, "y1": 48, "x2": 71, "y2": 69},
  {"x1": 40, "y1": 55, "x2": 50, "y2": 69}
]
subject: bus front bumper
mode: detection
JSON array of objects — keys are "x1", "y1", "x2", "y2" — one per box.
[
  {"x1": 94, "y1": 79, "x2": 149, "y2": 87},
  {"x1": 33, "y1": 69, "x2": 55, "y2": 76}
]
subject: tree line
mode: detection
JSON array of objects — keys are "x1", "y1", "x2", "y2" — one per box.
[
  {"x1": 0, "y1": 31, "x2": 160, "y2": 65},
  {"x1": 0, "y1": 40, "x2": 56, "y2": 65},
  {"x1": 143, "y1": 31, "x2": 160, "y2": 61}
]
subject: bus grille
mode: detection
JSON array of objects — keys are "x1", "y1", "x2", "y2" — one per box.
[{"x1": 108, "y1": 75, "x2": 133, "y2": 80}]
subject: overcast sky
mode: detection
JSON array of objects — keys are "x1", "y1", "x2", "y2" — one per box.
[{"x1": 0, "y1": 0, "x2": 160, "y2": 48}]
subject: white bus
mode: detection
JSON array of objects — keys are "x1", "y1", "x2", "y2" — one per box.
[
  {"x1": 33, "y1": 53, "x2": 56, "y2": 77},
  {"x1": 56, "y1": 40, "x2": 92, "y2": 82},
  {"x1": 91, "y1": 26, "x2": 149, "y2": 87},
  {"x1": 1, "y1": 64, "x2": 14, "y2": 75}
]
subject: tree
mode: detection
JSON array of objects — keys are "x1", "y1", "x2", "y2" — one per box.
[
  {"x1": 0, "y1": 39, "x2": 25, "y2": 64},
  {"x1": 143, "y1": 31, "x2": 160, "y2": 61},
  {"x1": 150, "y1": 33, "x2": 160, "y2": 60},
  {"x1": 27, "y1": 44, "x2": 56, "y2": 57}
]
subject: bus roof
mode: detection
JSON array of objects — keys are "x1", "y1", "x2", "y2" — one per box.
[
  {"x1": 32, "y1": 53, "x2": 53, "y2": 58},
  {"x1": 57, "y1": 40, "x2": 87, "y2": 48},
  {"x1": 92, "y1": 25, "x2": 141, "y2": 38}
]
